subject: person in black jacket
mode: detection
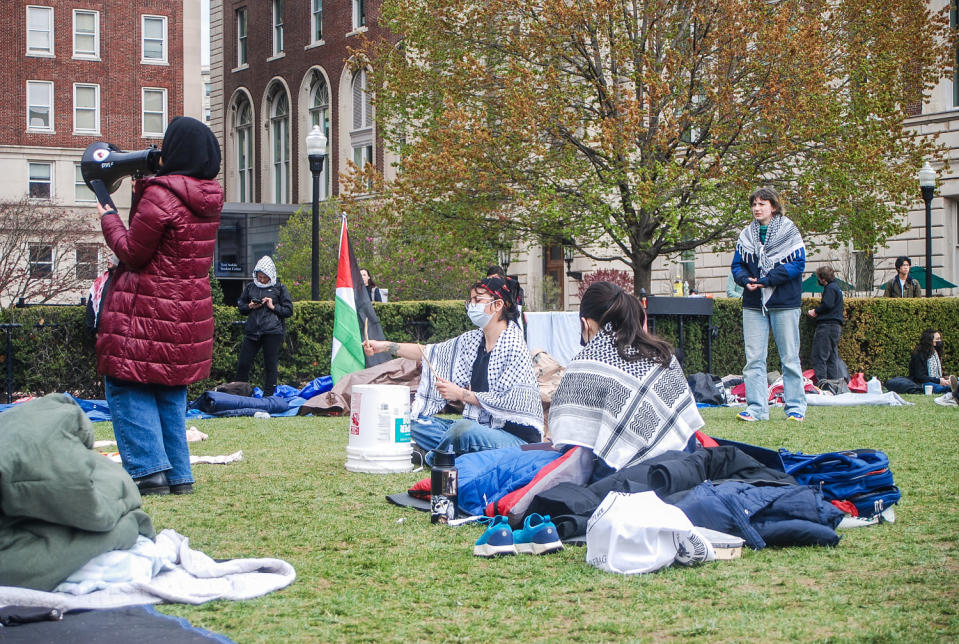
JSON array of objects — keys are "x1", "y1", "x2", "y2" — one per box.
[
  {"x1": 235, "y1": 256, "x2": 293, "y2": 395},
  {"x1": 807, "y1": 265, "x2": 844, "y2": 383},
  {"x1": 908, "y1": 328, "x2": 952, "y2": 394}
]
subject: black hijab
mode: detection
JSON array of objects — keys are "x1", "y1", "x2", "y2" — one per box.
[{"x1": 157, "y1": 116, "x2": 221, "y2": 179}]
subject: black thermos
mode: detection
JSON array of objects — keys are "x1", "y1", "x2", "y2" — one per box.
[{"x1": 430, "y1": 448, "x2": 458, "y2": 524}]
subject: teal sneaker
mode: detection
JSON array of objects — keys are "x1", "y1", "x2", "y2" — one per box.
[
  {"x1": 473, "y1": 516, "x2": 516, "y2": 558},
  {"x1": 513, "y1": 514, "x2": 563, "y2": 555}
]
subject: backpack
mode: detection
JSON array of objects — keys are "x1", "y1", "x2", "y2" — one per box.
[{"x1": 778, "y1": 448, "x2": 898, "y2": 518}]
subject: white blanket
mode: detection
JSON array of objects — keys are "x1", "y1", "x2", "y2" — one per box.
[
  {"x1": 805, "y1": 392, "x2": 911, "y2": 407},
  {"x1": 0, "y1": 529, "x2": 295, "y2": 611}
]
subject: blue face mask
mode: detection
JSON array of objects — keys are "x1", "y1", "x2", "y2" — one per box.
[{"x1": 466, "y1": 302, "x2": 494, "y2": 329}]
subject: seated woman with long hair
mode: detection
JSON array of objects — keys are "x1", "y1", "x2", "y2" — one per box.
[
  {"x1": 549, "y1": 281, "x2": 705, "y2": 476},
  {"x1": 364, "y1": 275, "x2": 543, "y2": 463},
  {"x1": 909, "y1": 328, "x2": 953, "y2": 394}
]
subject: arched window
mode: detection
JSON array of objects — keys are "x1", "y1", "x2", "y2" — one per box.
[
  {"x1": 310, "y1": 76, "x2": 331, "y2": 200},
  {"x1": 234, "y1": 97, "x2": 253, "y2": 202},
  {"x1": 270, "y1": 88, "x2": 290, "y2": 203},
  {"x1": 350, "y1": 68, "x2": 373, "y2": 189}
]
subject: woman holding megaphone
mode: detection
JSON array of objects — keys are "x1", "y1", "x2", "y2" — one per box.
[{"x1": 95, "y1": 116, "x2": 223, "y2": 496}]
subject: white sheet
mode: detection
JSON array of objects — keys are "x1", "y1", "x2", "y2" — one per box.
[
  {"x1": 804, "y1": 392, "x2": 911, "y2": 407},
  {"x1": 0, "y1": 529, "x2": 295, "y2": 611},
  {"x1": 524, "y1": 311, "x2": 581, "y2": 366}
]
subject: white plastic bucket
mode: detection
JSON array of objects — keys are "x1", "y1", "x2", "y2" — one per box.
[{"x1": 345, "y1": 384, "x2": 412, "y2": 473}]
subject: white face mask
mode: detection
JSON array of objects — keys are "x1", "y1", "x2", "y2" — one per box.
[{"x1": 466, "y1": 302, "x2": 494, "y2": 329}]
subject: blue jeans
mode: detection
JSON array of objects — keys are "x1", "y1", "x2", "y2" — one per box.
[
  {"x1": 411, "y1": 415, "x2": 527, "y2": 466},
  {"x1": 742, "y1": 307, "x2": 806, "y2": 419},
  {"x1": 104, "y1": 377, "x2": 193, "y2": 485}
]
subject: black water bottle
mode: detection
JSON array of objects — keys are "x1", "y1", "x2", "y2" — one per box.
[{"x1": 430, "y1": 448, "x2": 458, "y2": 524}]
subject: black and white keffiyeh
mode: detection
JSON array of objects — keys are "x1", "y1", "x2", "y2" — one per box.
[
  {"x1": 735, "y1": 214, "x2": 805, "y2": 308},
  {"x1": 411, "y1": 322, "x2": 544, "y2": 434},
  {"x1": 928, "y1": 351, "x2": 943, "y2": 380},
  {"x1": 549, "y1": 329, "x2": 704, "y2": 470}
]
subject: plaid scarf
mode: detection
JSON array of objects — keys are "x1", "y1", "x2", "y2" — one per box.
[
  {"x1": 412, "y1": 322, "x2": 544, "y2": 434},
  {"x1": 735, "y1": 214, "x2": 805, "y2": 309},
  {"x1": 549, "y1": 329, "x2": 704, "y2": 470}
]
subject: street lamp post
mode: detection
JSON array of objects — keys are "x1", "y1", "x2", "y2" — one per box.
[
  {"x1": 497, "y1": 245, "x2": 511, "y2": 273},
  {"x1": 306, "y1": 125, "x2": 328, "y2": 301},
  {"x1": 918, "y1": 161, "x2": 936, "y2": 298}
]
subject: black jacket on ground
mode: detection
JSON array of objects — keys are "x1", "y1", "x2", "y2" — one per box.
[
  {"x1": 237, "y1": 281, "x2": 293, "y2": 337},
  {"x1": 813, "y1": 281, "x2": 844, "y2": 325}
]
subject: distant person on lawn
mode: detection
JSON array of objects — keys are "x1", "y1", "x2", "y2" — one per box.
[
  {"x1": 807, "y1": 265, "x2": 845, "y2": 384},
  {"x1": 883, "y1": 256, "x2": 922, "y2": 298},
  {"x1": 730, "y1": 186, "x2": 807, "y2": 423},
  {"x1": 909, "y1": 329, "x2": 953, "y2": 394},
  {"x1": 235, "y1": 255, "x2": 294, "y2": 396}
]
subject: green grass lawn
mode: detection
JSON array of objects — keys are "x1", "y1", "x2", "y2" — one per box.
[{"x1": 97, "y1": 397, "x2": 959, "y2": 643}]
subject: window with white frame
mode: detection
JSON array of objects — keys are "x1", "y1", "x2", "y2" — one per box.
[
  {"x1": 309, "y1": 76, "x2": 331, "y2": 200},
  {"x1": 352, "y1": 0, "x2": 366, "y2": 30},
  {"x1": 75, "y1": 164, "x2": 95, "y2": 202},
  {"x1": 142, "y1": 15, "x2": 168, "y2": 63},
  {"x1": 142, "y1": 88, "x2": 167, "y2": 136},
  {"x1": 27, "y1": 81, "x2": 54, "y2": 130},
  {"x1": 73, "y1": 83, "x2": 100, "y2": 134},
  {"x1": 350, "y1": 69, "x2": 373, "y2": 189},
  {"x1": 75, "y1": 244, "x2": 99, "y2": 280},
  {"x1": 270, "y1": 89, "x2": 291, "y2": 203},
  {"x1": 272, "y1": 0, "x2": 284, "y2": 56},
  {"x1": 235, "y1": 97, "x2": 254, "y2": 202},
  {"x1": 28, "y1": 162, "x2": 52, "y2": 199},
  {"x1": 236, "y1": 7, "x2": 248, "y2": 67},
  {"x1": 29, "y1": 244, "x2": 54, "y2": 279},
  {"x1": 311, "y1": 0, "x2": 323, "y2": 43},
  {"x1": 27, "y1": 5, "x2": 54, "y2": 56},
  {"x1": 73, "y1": 10, "x2": 99, "y2": 58}
]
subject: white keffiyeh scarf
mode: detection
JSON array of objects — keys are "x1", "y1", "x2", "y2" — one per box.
[
  {"x1": 549, "y1": 329, "x2": 704, "y2": 470},
  {"x1": 927, "y1": 351, "x2": 943, "y2": 380},
  {"x1": 412, "y1": 322, "x2": 544, "y2": 434},
  {"x1": 735, "y1": 214, "x2": 805, "y2": 309}
]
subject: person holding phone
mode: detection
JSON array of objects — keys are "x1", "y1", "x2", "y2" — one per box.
[{"x1": 235, "y1": 255, "x2": 294, "y2": 395}]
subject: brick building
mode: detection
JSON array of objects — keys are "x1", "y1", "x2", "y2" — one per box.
[
  {"x1": 209, "y1": 0, "x2": 397, "y2": 298},
  {"x1": 0, "y1": 0, "x2": 203, "y2": 305}
]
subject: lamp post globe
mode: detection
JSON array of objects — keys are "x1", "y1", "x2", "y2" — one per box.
[
  {"x1": 306, "y1": 125, "x2": 328, "y2": 300},
  {"x1": 918, "y1": 162, "x2": 936, "y2": 298}
]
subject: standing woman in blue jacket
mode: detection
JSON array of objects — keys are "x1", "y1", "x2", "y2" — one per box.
[
  {"x1": 235, "y1": 256, "x2": 293, "y2": 395},
  {"x1": 731, "y1": 187, "x2": 807, "y2": 422}
]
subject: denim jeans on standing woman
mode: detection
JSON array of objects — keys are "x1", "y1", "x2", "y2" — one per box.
[
  {"x1": 104, "y1": 376, "x2": 193, "y2": 485},
  {"x1": 742, "y1": 307, "x2": 807, "y2": 420}
]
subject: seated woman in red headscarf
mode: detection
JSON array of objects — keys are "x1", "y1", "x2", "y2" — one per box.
[{"x1": 364, "y1": 276, "x2": 543, "y2": 464}]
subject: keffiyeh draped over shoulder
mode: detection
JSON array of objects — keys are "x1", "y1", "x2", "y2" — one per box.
[
  {"x1": 735, "y1": 214, "x2": 805, "y2": 308},
  {"x1": 549, "y1": 330, "x2": 704, "y2": 470},
  {"x1": 411, "y1": 322, "x2": 544, "y2": 434}
]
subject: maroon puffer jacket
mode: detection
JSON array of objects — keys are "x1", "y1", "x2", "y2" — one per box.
[{"x1": 96, "y1": 174, "x2": 223, "y2": 386}]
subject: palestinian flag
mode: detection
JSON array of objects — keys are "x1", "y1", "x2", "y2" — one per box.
[{"x1": 331, "y1": 214, "x2": 388, "y2": 382}]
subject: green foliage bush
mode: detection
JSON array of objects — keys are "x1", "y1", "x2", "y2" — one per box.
[{"x1": 2, "y1": 297, "x2": 955, "y2": 399}]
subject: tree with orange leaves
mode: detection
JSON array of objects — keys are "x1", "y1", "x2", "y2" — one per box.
[{"x1": 356, "y1": 0, "x2": 952, "y2": 293}]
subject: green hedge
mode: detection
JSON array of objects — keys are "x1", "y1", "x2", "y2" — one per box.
[{"x1": 1, "y1": 297, "x2": 955, "y2": 399}]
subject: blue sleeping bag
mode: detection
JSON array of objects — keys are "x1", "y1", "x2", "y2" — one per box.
[
  {"x1": 190, "y1": 391, "x2": 291, "y2": 417},
  {"x1": 454, "y1": 444, "x2": 563, "y2": 516}
]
